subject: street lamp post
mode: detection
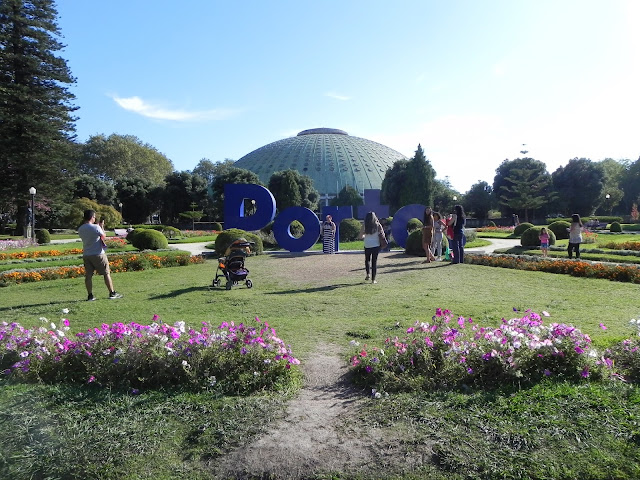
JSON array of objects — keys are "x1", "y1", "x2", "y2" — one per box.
[
  {"x1": 119, "y1": 202, "x2": 123, "y2": 222},
  {"x1": 29, "y1": 186, "x2": 36, "y2": 242},
  {"x1": 605, "y1": 194, "x2": 611, "y2": 215}
]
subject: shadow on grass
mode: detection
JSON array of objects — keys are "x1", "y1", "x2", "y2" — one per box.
[
  {"x1": 267, "y1": 283, "x2": 360, "y2": 295},
  {"x1": 148, "y1": 286, "x2": 211, "y2": 300}
]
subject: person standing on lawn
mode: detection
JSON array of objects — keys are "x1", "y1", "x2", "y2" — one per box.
[
  {"x1": 78, "y1": 209, "x2": 123, "y2": 301},
  {"x1": 568, "y1": 213, "x2": 583, "y2": 259},
  {"x1": 361, "y1": 211, "x2": 385, "y2": 284}
]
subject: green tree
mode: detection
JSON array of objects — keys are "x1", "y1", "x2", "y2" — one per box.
[
  {"x1": 381, "y1": 159, "x2": 409, "y2": 214},
  {"x1": 211, "y1": 167, "x2": 264, "y2": 221},
  {"x1": 159, "y1": 171, "x2": 208, "y2": 225},
  {"x1": 268, "y1": 169, "x2": 319, "y2": 212},
  {"x1": 330, "y1": 185, "x2": 363, "y2": 212},
  {"x1": 192, "y1": 158, "x2": 235, "y2": 185},
  {"x1": 551, "y1": 158, "x2": 604, "y2": 216},
  {"x1": 114, "y1": 177, "x2": 159, "y2": 224},
  {"x1": 0, "y1": 0, "x2": 78, "y2": 233},
  {"x1": 432, "y1": 177, "x2": 460, "y2": 215},
  {"x1": 493, "y1": 158, "x2": 554, "y2": 221},
  {"x1": 464, "y1": 181, "x2": 493, "y2": 219},
  {"x1": 595, "y1": 158, "x2": 626, "y2": 215},
  {"x1": 402, "y1": 144, "x2": 436, "y2": 207},
  {"x1": 78, "y1": 134, "x2": 174, "y2": 185},
  {"x1": 621, "y1": 156, "x2": 640, "y2": 215},
  {"x1": 73, "y1": 174, "x2": 117, "y2": 206}
]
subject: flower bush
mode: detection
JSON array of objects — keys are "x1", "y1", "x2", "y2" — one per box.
[
  {"x1": 179, "y1": 230, "x2": 219, "y2": 237},
  {"x1": 0, "y1": 316, "x2": 299, "y2": 394},
  {"x1": 465, "y1": 253, "x2": 640, "y2": 283},
  {"x1": 476, "y1": 226, "x2": 515, "y2": 233},
  {"x1": 0, "y1": 252, "x2": 203, "y2": 285},
  {"x1": 0, "y1": 248, "x2": 83, "y2": 261},
  {"x1": 599, "y1": 240, "x2": 640, "y2": 251},
  {"x1": 349, "y1": 308, "x2": 638, "y2": 393},
  {"x1": 0, "y1": 239, "x2": 36, "y2": 251}
]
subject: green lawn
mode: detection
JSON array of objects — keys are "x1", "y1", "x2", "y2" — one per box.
[{"x1": 1, "y1": 251, "x2": 640, "y2": 478}]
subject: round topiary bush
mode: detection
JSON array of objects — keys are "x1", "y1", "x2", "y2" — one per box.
[
  {"x1": 407, "y1": 218, "x2": 423, "y2": 232},
  {"x1": 130, "y1": 229, "x2": 169, "y2": 250},
  {"x1": 548, "y1": 220, "x2": 570, "y2": 240},
  {"x1": 35, "y1": 228, "x2": 50, "y2": 245},
  {"x1": 520, "y1": 226, "x2": 556, "y2": 247},
  {"x1": 405, "y1": 229, "x2": 426, "y2": 256},
  {"x1": 289, "y1": 220, "x2": 304, "y2": 238},
  {"x1": 161, "y1": 226, "x2": 181, "y2": 239},
  {"x1": 610, "y1": 221, "x2": 622, "y2": 233},
  {"x1": 514, "y1": 222, "x2": 534, "y2": 236},
  {"x1": 125, "y1": 228, "x2": 144, "y2": 245},
  {"x1": 339, "y1": 218, "x2": 362, "y2": 242},
  {"x1": 214, "y1": 228, "x2": 263, "y2": 256},
  {"x1": 212, "y1": 222, "x2": 222, "y2": 231}
]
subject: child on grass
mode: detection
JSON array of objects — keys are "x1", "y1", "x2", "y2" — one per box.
[{"x1": 539, "y1": 227, "x2": 550, "y2": 257}]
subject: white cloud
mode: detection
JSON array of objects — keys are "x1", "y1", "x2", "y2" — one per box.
[
  {"x1": 325, "y1": 91, "x2": 351, "y2": 101},
  {"x1": 111, "y1": 95, "x2": 240, "y2": 121}
]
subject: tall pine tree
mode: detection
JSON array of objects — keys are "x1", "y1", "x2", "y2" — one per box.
[
  {"x1": 0, "y1": 0, "x2": 77, "y2": 232},
  {"x1": 401, "y1": 144, "x2": 435, "y2": 207}
]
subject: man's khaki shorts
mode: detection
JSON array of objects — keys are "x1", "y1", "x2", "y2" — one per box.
[{"x1": 83, "y1": 253, "x2": 110, "y2": 277}]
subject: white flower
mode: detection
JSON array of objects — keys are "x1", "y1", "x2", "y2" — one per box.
[
  {"x1": 374, "y1": 392, "x2": 382, "y2": 399},
  {"x1": 39, "y1": 317, "x2": 48, "y2": 323},
  {"x1": 50, "y1": 322, "x2": 56, "y2": 330},
  {"x1": 630, "y1": 319, "x2": 637, "y2": 325},
  {"x1": 253, "y1": 371, "x2": 260, "y2": 376},
  {"x1": 182, "y1": 360, "x2": 190, "y2": 369},
  {"x1": 349, "y1": 340, "x2": 360, "y2": 347},
  {"x1": 62, "y1": 308, "x2": 69, "y2": 314},
  {"x1": 175, "y1": 321, "x2": 186, "y2": 333}
]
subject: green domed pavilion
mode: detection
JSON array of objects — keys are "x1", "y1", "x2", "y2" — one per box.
[{"x1": 234, "y1": 128, "x2": 407, "y2": 200}]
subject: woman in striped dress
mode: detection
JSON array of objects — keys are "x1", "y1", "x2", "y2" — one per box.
[{"x1": 322, "y1": 215, "x2": 336, "y2": 254}]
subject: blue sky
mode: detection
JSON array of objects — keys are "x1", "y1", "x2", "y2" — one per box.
[{"x1": 55, "y1": 0, "x2": 640, "y2": 193}]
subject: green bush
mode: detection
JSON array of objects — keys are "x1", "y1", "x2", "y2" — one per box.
[
  {"x1": 289, "y1": 220, "x2": 304, "y2": 238},
  {"x1": 464, "y1": 229, "x2": 477, "y2": 243},
  {"x1": 610, "y1": 221, "x2": 622, "y2": 233},
  {"x1": 212, "y1": 222, "x2": 222, "y2": 231},
  {"x1": 125, "y1": 228, "x2": 143, "y2": 245},
  {"x1": 407, "y1": 218, "x2": 422, "y2": 232},
  {"x1": 130, "y1": 229, "x2": 168, "y2": 250},
  {"x1": 161, "y1": 226, "x2": 181, "y2": 239},
  {"x1": 339, "y1": 218, "x2": 361, "y2": 242},
  {"x1": 548, "y1": 220, "x2": 571, "y2": 240},
  {"x1": 214, "y1": 228, "x2": 263, "y2": 256},
  {"x1": 513, "y1": 222, "x2": 534, "y2": 236},
  {"x1": 520, "y1": 226, "x2": 556, "y2": 247},
  {"x1": 35, "y1": 228, "x2": 51, "y2": 245},
  {"x1": 405, "y1": 229, "x2": 425, "y2": 256}
]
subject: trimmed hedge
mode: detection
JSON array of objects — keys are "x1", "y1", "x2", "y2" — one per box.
[
  {"x1": 611, "y1": 221, "x2": 622, "y2": 233},
  {"x1": 513, "y1": 222, "x2": 534, "y2": 236},
  {"x1": 548, "y1": 220, "x2": 570, "y2": 240},
  {"x1": 340, "y1": 218, "x2": 361, "y2": 242},
  {"x1": 214, "y1": 228, "x2": 263, "y2": 256},
  {"x1": 130, "y1": 229, "x2": 169, "y2": 250},
  {"x1": 36, "y1": 229, "x2": 51, "y2": 245},
  {"x1": 520, "y1": 226, "x2": 556, "y2": 247}
]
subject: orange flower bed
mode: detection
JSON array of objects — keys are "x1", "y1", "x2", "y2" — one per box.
[
  {"x1": 0, "y1": 253, "x2": 203, "y2": 284},
  {"x1": 0, "y1": 248, "x2": 83, "y2": 261},
  {"x1": 466, "y1": 254, "x2": 640, "y2": 283}
]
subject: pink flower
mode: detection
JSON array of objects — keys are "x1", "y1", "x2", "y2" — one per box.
[
  {"x1": 63, "y1": 319, "x2": 70, "y2": 327},
  {"x1": 599, "y1": 323, "x2": 607, "y2": 330},
  {"x1": 87, "y1": 375, "x2": 96, "y2": 383}
]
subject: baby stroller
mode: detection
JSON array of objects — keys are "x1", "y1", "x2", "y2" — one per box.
[{"x1": 213, "y1": 239, "x2": 254, "y2": 290}]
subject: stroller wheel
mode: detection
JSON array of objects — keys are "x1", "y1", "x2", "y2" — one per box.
[
  {"x1": 246, "y1": 279, "x2": 253, "y2": 288},
  {"x1": 213, "y1": 278, "x2": 221, "y2": 288},
  {"x1": 226, "y1": 281, "x2": 232, "y2": 290}
]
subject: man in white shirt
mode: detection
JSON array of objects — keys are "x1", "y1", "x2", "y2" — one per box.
[{"x1": 77, "y1": 209, "x2": 123, "y2": 301}]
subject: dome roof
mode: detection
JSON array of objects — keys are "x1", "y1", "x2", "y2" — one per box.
[{"x1": 234, "y1": 128, "x2": 407, "y2": 196}]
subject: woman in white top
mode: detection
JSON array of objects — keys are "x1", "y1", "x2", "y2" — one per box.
[
  {"x1": 568, "y1": 213, "x2": 583, "y2": 259},
  {"x1": 361, "y1": 211, "x2": 385, "y2": 284}
]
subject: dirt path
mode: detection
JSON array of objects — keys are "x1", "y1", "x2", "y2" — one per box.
[{"x1": 210, "y1": 345, "x2": 376, "y2": 479}]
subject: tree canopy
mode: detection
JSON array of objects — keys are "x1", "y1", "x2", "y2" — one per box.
[
  {"x1": 78, "y1": 134, "x2": 174, "y2": 185},
  {"x1": 0, "y1": 0, "x2": 78, "y2": 231},
  {"x1": 329, "y1": 185, "x2": 363, "y2": 211},
  {"x1": 268, "y1": 169, "x2": 319, "y2": 212},
  {"x1": 551, "y1": 158, "x2": 604, "y2": 216},
  {"x1": 493, "y1": 158, "x2": 554, "y2": 221},
  {"x1": 464, "y1": 181, "x2": 493, "y2": 219},
  {"x1": 158, "y1": 171, "x2": 208, "y2": 225}
]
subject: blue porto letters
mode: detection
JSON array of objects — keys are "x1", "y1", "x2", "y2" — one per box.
[{"x1": 224, "y1": 184, "x2": 422, "y2": 252}]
